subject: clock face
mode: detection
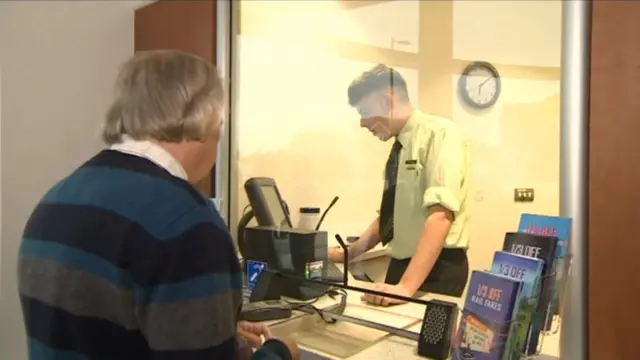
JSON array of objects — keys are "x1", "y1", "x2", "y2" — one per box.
[{"x1": 459, "y1": 62, "x2": 501, "y2": 109}]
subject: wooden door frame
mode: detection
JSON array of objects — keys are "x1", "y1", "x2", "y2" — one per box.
[
  {"x1": 134, "y1": 0, "x2": 218, "y2": 198},
  {"x1": 587, "y1": 2, "x2": 640, "y2": 359},
  {"x1": 564, "y1": 2, "x2": 640, "y2": 359}
]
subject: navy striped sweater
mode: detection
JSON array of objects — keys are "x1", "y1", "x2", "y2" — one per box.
[{"x1": 18, "y1": 150, "x2": 290, "y2": 360}]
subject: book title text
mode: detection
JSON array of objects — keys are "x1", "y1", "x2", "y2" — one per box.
[
  {"x1": 497, "y1": 263, "x2": 526, "y2": 280},
  {"x1": 523, "y1": 225, "x2": 557, "y2": 237},
  {"x1": 509, "y1": 244, "x2": 542, "y2": 259},
  {"x1": 471, "y1": 283, "x2": 503, "y2": 311}
]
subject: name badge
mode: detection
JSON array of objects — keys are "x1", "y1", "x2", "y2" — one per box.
[{"x1": 405, "y1": 159, "x2": 417, "y2": 170}]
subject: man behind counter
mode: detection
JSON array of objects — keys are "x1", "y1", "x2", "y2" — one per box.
[{"x1": 329, "y1": 64, "x2": 472, "y2": 306}]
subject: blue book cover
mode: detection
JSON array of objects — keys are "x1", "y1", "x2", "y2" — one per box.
[
  {"x1": 491, "y1": 251, "x2": 545, "y2": 357},
  {"x1": 502, "y1": 232, "x2": 558, "y2": 355},
  {"x1": 518, "y1": 213, "x2": 572, "y2": 260},
  {"x1": 518, "y1": 214, "x2": 572, "y2": 327},
  {"x1": 454, "y1": 270, "x2": 523, "y2": 360}
]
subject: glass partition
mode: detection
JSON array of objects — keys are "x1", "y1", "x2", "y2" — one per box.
[
  {"x1": 234, "y1": 1, "x2": 421, "y2": 239},
  {"x1": 228, "y1": 1, "x2": 565, "y2": 358}
]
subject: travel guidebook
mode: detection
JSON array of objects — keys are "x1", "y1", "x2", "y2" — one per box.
[
  {"x1": 518, "y1": 213, "x2": 573, "y2": 319},
  {"x1": 518, "y1": 213, "x2": 572, "y2": 260},
  {"x1": 491, "y1": 251, "x2": 545, "y2": 357},
  {"x1": 502, "y1": 232, "x2": 558, "y2": 355},
  {"x1": 454, "y1": 270, "x2": 522, "y2": 360}
]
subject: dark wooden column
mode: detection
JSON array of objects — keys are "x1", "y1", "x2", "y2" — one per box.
[
  {"x1": 134, "y1": 0, "x2": 217, "y2": 197},
  {"x1": 589, "y1": 1, "x2": 640, "y2": 359}
]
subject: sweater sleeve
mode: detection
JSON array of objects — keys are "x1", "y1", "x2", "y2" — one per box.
[
  {"x1": 251, "y1": 340, "x2": 293, "y2": 360},
  {"x1": 129, "y1": 206, "x2": 244, "y2": 360}
]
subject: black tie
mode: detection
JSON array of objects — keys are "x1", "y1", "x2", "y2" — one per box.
[{"x1": 379, "y1": 140, "x2": 402, "y2": 245}]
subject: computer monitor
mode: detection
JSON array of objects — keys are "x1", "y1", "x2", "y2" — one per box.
[
  {"x1": 241, "y1": 178, "x2": 331, "y2": 300},
  {"x1": 244, "y1": 177, "x2": 292, "y2": 228}
]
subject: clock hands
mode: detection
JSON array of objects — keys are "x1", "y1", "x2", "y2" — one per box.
[
  {"x1": 477, "y1": 76, "x2": 493, "y2": 96},
  {"x1": 480, "y1": 76, "x2": 492, "y2": 87}
]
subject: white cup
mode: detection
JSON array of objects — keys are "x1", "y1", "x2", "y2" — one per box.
[{"x1": 297, "y1": 207, "x2": 321, "y2": 230}]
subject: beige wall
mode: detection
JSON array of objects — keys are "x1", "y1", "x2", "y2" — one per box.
[
  {"x1": 235, "y1": 0, "x2": 561, "y2": 272},
  {"x1": 0, "y1": 2, "x2": 150, "y2": 358}
]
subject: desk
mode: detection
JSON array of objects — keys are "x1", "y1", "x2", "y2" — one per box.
[
  {"x1": 327, "y1": 233, "x2": 389, "y2": 282},
  {"x1": 269, "y1": 273, "x2": 561, "y2": 359},
  {"x1": 326, "y1": 233, "x2": 387, "y2": 262}
]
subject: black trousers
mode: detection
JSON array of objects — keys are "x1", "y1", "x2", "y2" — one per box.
[{"x1": 384, "y1": 248, "x2": 469, "y2": 298}]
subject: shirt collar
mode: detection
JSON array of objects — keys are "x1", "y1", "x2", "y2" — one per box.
[
  {"x1": 396, "y1": 109, "x2": 421, "y2": 148},
  {"x1": 110, "y1": 136, "x2": 188, "y2": 181}
]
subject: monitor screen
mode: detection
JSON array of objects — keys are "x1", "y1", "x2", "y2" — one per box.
[{"x1": 260, "y1": 185, "x2": 289, "y2": 228}]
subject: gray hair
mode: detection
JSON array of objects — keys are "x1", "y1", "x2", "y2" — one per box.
[{"x1": 102, "y1": 50, "x2": 224, "y2": 144}]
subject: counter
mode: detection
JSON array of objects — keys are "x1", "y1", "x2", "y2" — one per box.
[
  {"x1": 268, "y1": 273, "x2": 561, "y2": 359},
  {"x1": 326, "y1": 233, "x2": 387, "y2": 262}
]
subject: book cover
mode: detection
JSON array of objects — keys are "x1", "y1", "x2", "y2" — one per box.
[
  {"x1": 518, "y1": 213, "x2": 572, "y2": 260},
  {"x1": 518, "y1": 213, "x2": 573, "y2": 318},
  {"x1": 454, "y1": 270, "x2": 523, "y2": 360},
  {"x1": 502, "y1": 232, "x2": 558, "y2": 355},
  {"x1": 491, "y1": 251, "x2": 545, "y2": 357}
]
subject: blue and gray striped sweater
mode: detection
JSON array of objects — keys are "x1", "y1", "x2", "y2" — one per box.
[{"x1": 18, "y1": 150, "x2": 290, "y2": 360}]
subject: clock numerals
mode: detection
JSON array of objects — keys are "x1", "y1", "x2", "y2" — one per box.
[{"x1": 458, "y1": 61, "x2": 501, "y2": 110}]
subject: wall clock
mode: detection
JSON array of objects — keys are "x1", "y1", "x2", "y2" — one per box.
[{"x1": 458, "y1": 61, "x2": 501, "y2": 110}]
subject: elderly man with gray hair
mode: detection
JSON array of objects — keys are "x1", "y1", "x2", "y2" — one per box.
[{"x1": 17, "y1": 50, "x2": 298, "y2": 360}]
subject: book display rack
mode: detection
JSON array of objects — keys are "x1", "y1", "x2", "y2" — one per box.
[
  {"x1": 452, "y1": 265, "x2": 569, "y2": 360},
  {"x1": 451, "y1": 212, "x2": 573, "y2": 360}
]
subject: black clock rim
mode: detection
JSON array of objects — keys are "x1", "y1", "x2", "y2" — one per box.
[{"x1": 458, "y1": 61, "x2": 502, "y2": 110}]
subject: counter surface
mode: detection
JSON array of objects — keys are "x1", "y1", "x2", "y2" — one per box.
[
  {"x1": 327, "y1": 235, "x2": 388, "y2": 262},
  {"x1": 271, "y1": 274, "x2": 561, "y2": 359}
]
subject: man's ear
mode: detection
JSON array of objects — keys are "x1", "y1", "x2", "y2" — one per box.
[{"x1": 383, "y1": 93, "x2": 395, "y2": 118}]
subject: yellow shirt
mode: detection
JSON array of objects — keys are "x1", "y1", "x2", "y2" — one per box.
[{"x1": 386, "y1": 110, "x2": 471, "y2": 259}]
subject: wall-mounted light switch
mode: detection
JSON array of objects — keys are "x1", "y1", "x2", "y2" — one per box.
[{"x1": 514, "y1": 188, "x2": 535, "y2": 202}]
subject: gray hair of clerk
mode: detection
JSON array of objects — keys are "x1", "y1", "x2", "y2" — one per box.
[{"x1": 102, "y1": 50, "x2": 224, "y2": 145}]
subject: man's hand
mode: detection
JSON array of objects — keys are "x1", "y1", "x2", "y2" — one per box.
[
  {"x1": 328, "y1": 247, "x2": 345, "y2": 263},
  {"x1": 360, "y1": 283, "x2": 414, "y2": 307},
  {"x1": 237, "y1": 321, "x2": 272, "y2": 348},
  {"x1": 238, "y1": 321, "x2": 301, "y2": 360}
]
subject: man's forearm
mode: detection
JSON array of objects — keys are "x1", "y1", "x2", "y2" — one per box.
[
  {"x1": 349, "y1": 217, "x2": 381, "y2": 260},
  {"x1": 399, "y1": 207, "x2": 453, "y2": 294}
]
